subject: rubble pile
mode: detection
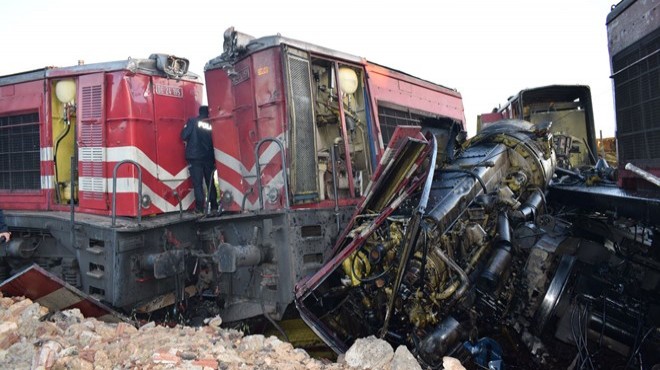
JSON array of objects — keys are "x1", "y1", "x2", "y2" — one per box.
[{"x1": 0, "y1": 293, "x2": 465, "y2": 370}]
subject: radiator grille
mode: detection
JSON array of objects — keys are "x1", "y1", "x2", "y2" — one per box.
[
  {"x1": 82, "y1": 85, "x2": 103, "y2": 120},
  {"x1": 79, "y1": 146, "x2": 105, "y2": 199},
  {"x1": 79, "y1": 82, "x2": 105, "y2": 200},
  {"x1": 0, "y1": 112, "x2": 41, "y2": 190},
  {"x1": 377, "y1": 106, "x2": 424, "y2": 146},
  {"x1": 80, "y1": 122, "x2": 103, "y2": 146},
  {"x1": 612, "y1": 27, "x2": 660, "y2": 163},
  {"x1": 287, "y1": 54, "x2": 318, "y2": 199}
]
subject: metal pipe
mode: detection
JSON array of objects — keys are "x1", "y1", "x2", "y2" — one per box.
[
  {"x1": 380, "y1": 140, "x2": 437, "y2": 336},
  {"x1": 173, "y1": 190, "x2": 183, "y2": 220},
  {"x1": 205, "y1": 169, "x2": 213, "y2": 215},
  {"x1": 431, "y1": 246, "x2": 470, "y2": 303},
  {"x1": 495, "y1": 212, "x2": 512, "y2": 249},
  {"x1": 241, "y1": 187, "x2": 254, "y2": 213},
  {"x1": 556, "y1": 166, "x2": 585, "y2": 181},
  {"x1": 331, "y1": 144, "x2": 340, "y2": 231},
  {"x1": 70, "y1": 156, "x2": 76, "y2": 249},
  {"x1": 254, "y1": 137, "x2": 289, "y2": 210},
  {"x1": 625, "y1": 163, "x2": 660, "y2": 188},
  {"x1": 512, "y1": 188, "x2": 544, "y2": 222},
  {"x1": 418, "y1": 136, "x2": 437, "y2": 214},
  {"x1": 439, "y1": 168, "x2": 488, "y2": 194},
  {"x1": 333, "y1": 61, "x2": 355, "y2": 197},
  {"x1": 112, "y1": 160, "x2": 143, "y2": 227},
  {"x1": 380, "y1": 212, "x2": 423, "y2": 338}
]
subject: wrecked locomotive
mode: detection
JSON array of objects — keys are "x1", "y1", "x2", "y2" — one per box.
[
  {"x1": 0, "y1": 29, "x2": 465, "y2": 324},
  {"x1": 297, "y1": 96, "x2": 658, "y2": 368},
  {"x1": 295, "y1": 1, "x2": 660, "y2": 368},
  {"x1": 296, "y1": 118, "x2": 565, "y2": 367}
]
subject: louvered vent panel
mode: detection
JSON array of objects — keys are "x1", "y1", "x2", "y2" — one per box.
[
  {"x1": 287, "y1": 54, "x2": 317, "y2": 199},
  {"x1": 80, "y1": 121, "x2": 103, "y2": 146},
  {"x1": 80, "y1": 177, "x2": 105, "y2": 198},
  {"x1": 82, "y1": 85, "x2": 103, "y2": 120}
]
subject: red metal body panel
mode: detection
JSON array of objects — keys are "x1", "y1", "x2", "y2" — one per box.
[
  {"x1": 103, "y1": 73, "x2": 201, "y2": 216},
  {"x1": 0, "y1": 264, "x2": 126, "y2": 322},
  {"x1": 365, "y1": 63, "x2": 466, "y2": 135},
  {"x1": 1, "y1": 62, "x2": 202, "y2": 217},
  {"x1": 479, "y1": 112, "x2": 505, "y2": 126},
  {"x1": 208, "y1": 47, "x2": 287, "y2": 212}
]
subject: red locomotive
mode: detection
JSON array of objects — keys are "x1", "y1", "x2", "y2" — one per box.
[{"x1": 0, "y1": 29, "x2": 465, "y2": 322}]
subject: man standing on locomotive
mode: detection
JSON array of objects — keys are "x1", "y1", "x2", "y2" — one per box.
[
  {"x1": 181, "y1": 106, "x2": 218, "y2": 215},
  {"x1": 0, "y1": 209, "x2": 11, "y2": 243}
]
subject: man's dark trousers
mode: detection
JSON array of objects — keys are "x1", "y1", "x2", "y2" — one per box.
[{"x1": 189, "y1": 160, "x2": 218, "y2": 212}]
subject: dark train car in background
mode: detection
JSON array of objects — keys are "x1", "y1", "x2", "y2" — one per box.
[{"x1": 607, "y1": 0, "x2": 660, "y2": 190}]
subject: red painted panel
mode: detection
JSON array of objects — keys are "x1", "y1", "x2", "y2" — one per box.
[
  {"x1": 365, "y1": 63, "x2": 465, "y2": 129},
  {"x1": 207, "y1": 67, "x2": 243, "y2": 211},
  {"x1": 0, "y1": 264, "x2": 125, "y2": 322},
  {"x1": 480, "y1": 112, "x2": 505, "y2": 126},
  {"x1": 103, "y1": 73, "x2": 201, "y2": 216},
  {"x1": 252, "y1": 48, "x2": 287, "y2": 210}
]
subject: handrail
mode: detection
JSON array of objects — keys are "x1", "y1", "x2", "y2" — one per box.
[
  {"x1": 204, "y1": 168, "x2": 218, "y2": 216},
  {"x1": 111, "y1": 160, "x2": 143, "y2": 227},
  {"x1": 254, "y1": 137, "x2": 289, "y2": 210},
  {"x1": 173, "y1": 190, "x2": 183, "y2": 220}
]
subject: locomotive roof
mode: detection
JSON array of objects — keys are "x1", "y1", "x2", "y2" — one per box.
[
  {"x1": 206, "y1": 28, "x2": 458, "y2": 94},
  {"x1": 0, "y1": 55, "x2": 201, "y2": 87},
  {"x1": 606, "y1": 0, "x2": 636, "y2": 24}
]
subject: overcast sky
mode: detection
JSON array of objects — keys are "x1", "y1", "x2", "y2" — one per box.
[{"x1": 2, "y1": 0, "x2": 617, "y2": 137}]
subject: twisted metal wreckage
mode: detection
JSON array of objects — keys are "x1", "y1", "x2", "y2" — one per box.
[{"x1": 295, "y1": 120, "x2": 660, "y2": 369}]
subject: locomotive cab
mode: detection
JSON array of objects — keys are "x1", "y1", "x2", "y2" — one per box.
[{"x1": 0, "y1": 55, "x2": 202, "y2": 216}]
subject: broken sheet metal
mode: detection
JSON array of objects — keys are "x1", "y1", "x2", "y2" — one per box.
[
  {"x1": 294, "y1": 120, "x2": 571, "y2": 368},
  {"x1": 295, "y1": 126, "x2": 434, "y2": 353},
  {"x1": 0, "y1": 264, "x2": 128, "y2": 323}
]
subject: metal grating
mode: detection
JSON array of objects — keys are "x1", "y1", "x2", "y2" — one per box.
[
  {"x1": 377, "y1": 106, "x2": 424, "y2": 146},
  {"x1": 612, "y1": 27, "x2": 660, "y2": 162},
  {"x1": 0, "y1": 112, "x2": 41, "y2": 190},
  {"x1": 287, "y1": 54, "x2": 318, "y2": 198},
  {"x1": 82, "y1": 85, "x2": 103, "y2": 120},
  {"x1": 80, "y1": 121, "x2": 103, "y2": 146},
  {"x1": 79, "y1": 146, "x2": 105, "y2": 199},
  {"x1": 79, "y1": 82, "x2": 105, "y2": 200}
]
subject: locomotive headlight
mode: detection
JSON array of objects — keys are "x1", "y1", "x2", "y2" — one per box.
[
  {"x1": 338, "y1": 67, "x2": 358, "y2": 95},
  {"x1": 222, "y1": 190, "x2": 233, "y2": 205},
  {"x1": 266, "y1": 186, "x2": 280, "y2": 204},
  {"x1": 55, "y1": 79, "x2": 76, "y2": 103},
  {"x1": 141, "y1": 194, "x2": 152, "y2": 209}
]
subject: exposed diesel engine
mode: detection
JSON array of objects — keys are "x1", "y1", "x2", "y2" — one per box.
[{"x1": 296, "y1": 120, "x2": 660, "y2": 369}]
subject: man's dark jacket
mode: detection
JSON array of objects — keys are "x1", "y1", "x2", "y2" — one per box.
[
  {"x1": 0, "y1": 210, "x2": 8, "y2": 233},
  {"x1": 181, "y1": 117, "x2": 214, "y2": 162}
]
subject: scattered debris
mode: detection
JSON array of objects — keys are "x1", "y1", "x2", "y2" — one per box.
[{"x1": 1, "y1": 293, "x2": 461, "y2": 369}]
